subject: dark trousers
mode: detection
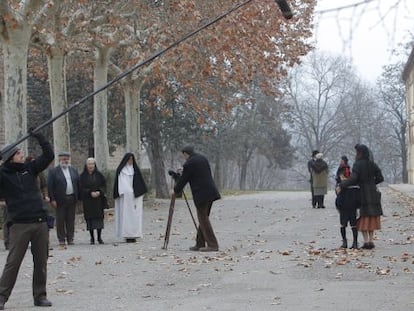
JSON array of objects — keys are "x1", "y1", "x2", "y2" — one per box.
[
  {"x1": 0, "y1": 222, "x2": 49, "y2": 301},
  {"x1": 3, "y1": 208, "x2": 9, "y2": 249},
  {"x1": 195, "y1": 201, "x2": 218, "y2": 248},
  {"x1": 56, "y1": 195, "x2": 76, "y2": 243},
  {"x1": 314, "y1": 195, "x2": 325, "y2": 208}
]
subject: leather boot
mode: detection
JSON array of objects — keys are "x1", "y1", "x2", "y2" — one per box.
[
  {"x1": 34, "y1": 297, "x2": 52, "y2": 307},
  {"x1": 0, "y1": 295, "x2": 6, "y2": 310},
  {"x1": 350, "y1": 227, "x2": 358, "y2": 249},
  {"x1": 341, "y1": 239, "x2": 347, "y2": 248}
]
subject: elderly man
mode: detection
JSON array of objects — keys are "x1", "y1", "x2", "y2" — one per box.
[{"x1": 47, "y1": 152, "x2": 79, "y2": 248}]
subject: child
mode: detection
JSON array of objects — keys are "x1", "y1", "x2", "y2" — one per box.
[{"x1": 335, "y1": 167, "x2": 360, "y2": 249}]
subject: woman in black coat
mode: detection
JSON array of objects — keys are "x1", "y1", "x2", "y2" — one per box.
[
  {"x1": 337, "y1": 144, "x2": 384, "y2": 249},
  {"x1": 80, "y1": 158, "x2": 107, "y2": 244}
]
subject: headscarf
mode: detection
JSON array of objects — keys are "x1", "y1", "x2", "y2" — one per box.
[{"x1": 113, "y1": 153, "x2": 148, "y2": 199}]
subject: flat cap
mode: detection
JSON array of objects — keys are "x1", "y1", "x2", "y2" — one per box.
[{"x1": 58, "y1": 151, "x2": 71, "y2": 157}]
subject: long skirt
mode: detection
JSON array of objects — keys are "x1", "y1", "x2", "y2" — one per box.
[
  {"x1": 86, "y1": 218, "x2": 104, "y2": 231},
  {"x1": 357, "y1": 215, "x2": 381, "y2": 231}
]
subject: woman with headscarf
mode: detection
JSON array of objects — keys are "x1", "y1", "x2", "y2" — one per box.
[
  {"x1": 79, "y1": 158, "x2": 107, "y2": 244},
  {"x1": 113, "y1": 153, "x2": 147, "y2": 243},
  {"x1": 337, "y1": 144, "x2": 384, "y2": 249},
  {"x1": 310, "y1": 153, "x2": 329, "y2": 208}
]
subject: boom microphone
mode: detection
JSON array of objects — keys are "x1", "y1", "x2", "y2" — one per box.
[{"x1": 275, "y1": 0, "x2": 293, "y2": 20}]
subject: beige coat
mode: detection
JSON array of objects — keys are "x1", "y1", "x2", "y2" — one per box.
[{"x1": 312, "y1": 169, "x2": 328, "y2": 195}]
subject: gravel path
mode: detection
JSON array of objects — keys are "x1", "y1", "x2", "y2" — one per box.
[{"x1": 1, "y1": 187, "x2": 414, "y2": 310}]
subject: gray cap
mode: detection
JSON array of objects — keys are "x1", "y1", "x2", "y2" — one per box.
[
  {"x1": 1, "y1": 144, "x2": 20, "y2": 162},
  {"x1": 58, "y1": 151, "x2": 71, "y2": 157}
]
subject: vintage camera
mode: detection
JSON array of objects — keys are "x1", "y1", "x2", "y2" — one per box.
[
  {"x1": 168, "y1": 170, "x2": 182, "y2": 198},
  {"x1": 168, "y1": 170, "x2": 181, "y2": 181}
]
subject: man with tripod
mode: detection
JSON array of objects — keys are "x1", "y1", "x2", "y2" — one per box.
[{"x1": 172, "y1": 146, "x2": 220, "y2": 252}]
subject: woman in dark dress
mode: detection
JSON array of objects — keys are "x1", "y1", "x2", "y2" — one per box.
[
  {"x1": 337, "y1": 144, "x2": 384, "y2": 249},
  {"x1": 80, "y1": 158, "x2": 107, "y2": 244}
]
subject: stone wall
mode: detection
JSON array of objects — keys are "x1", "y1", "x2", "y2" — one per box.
[{"x1": 403, "y1": 46, "x2": 414, "y2": 184}]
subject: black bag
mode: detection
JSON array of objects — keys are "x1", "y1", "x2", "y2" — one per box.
[{"x1": 47, "y1": 215, "x2": 55, "y2": 229}]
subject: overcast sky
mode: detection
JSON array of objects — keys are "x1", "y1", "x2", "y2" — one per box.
[{"x1": 313, "y1": 0, "x2": 413, "y2": 82}]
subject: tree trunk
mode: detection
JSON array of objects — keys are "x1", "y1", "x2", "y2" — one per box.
[
  {"x1": 93, "y1": 47, "x2": 110, "y2": 171},
  {"x1": 214, "y1": 151, "x2": 222, "y2": 190},
  {"x1": 47, "y1": 47, "x2": 70, "y2": 163},
  {"x1": 2, "y1": 28, "x2": 31, "y2": 152},
  {"x1": 123, "y1": 80, "x2": 143, "y2": 158},
  {"x1": 239, "y1": 159, "x2": 248, "y2": 190},
  {"x1": 150, "y1": 136, "x2": 169, "y2": 198},
  {"x1": 147, "y1": 109, "x2": 169, "y2": 198}
]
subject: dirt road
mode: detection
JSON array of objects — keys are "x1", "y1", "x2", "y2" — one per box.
[{"x1": 1, "y1": 187, "x2": 414, "y2": 310}]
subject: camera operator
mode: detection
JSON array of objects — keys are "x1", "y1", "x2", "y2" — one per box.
[{"x1": 171, "y1": 146, "x2": 220, "y2": 252}]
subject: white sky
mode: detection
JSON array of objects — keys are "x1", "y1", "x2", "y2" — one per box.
[{"x1": 314, "y1": 0, "x2": 414, "y2": 82}]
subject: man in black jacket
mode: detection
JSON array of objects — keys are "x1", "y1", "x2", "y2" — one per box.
[
  {"x1": 173, "y1": 146, "x2": 220, "y2": 252},
  {"x1": 0, "y1": 131, "x2": 54, "y2": 309}
]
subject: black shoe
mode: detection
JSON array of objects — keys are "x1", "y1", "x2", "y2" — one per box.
[
  {"x1": 350, "y1": 241, "x2": 358, "y2": 249},
  {"x1": 34, "y1": 297, "x2": 52, "y2": 307},
  {"x1": 321, "y1": 206, "x2": 326, "y2": 209},
  {"x1": 361, "y1": 243, "x2": 371, "y2": 249},
  {"x1": 67, "y1": 240, "x2": 74, "y2": 245},
  {"x1": 189, "y1": 246, "x2": 201, "y2": 251},
  {"x1": 199, "y1": 246, "x2": 219, "y2": 252},
  {"x1": 126, "y1": 238, "x2": 136, "y2": 243},
  {"x1": 98, "y1": 239, "x2": 104, "y2": 244},
  {"x1": 90, "y1": 238, "x2": 95, "y2": 245},
  {"x1": 340, "y1": 240, "x2": 347, "y2": 248}
]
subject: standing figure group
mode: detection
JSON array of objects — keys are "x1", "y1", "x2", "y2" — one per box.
[
  {"x1": 308, "y1": 145, "x2": 384, "y2": 250},
  {"x1": 336, "y1": 144, "x2": 383, "y2": 249}
]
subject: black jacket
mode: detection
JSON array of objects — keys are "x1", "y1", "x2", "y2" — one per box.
[
  {"x1": 335, "y1": 186, "x2": 360, "y2": 211},
  {"x1": 0, "y1": 135, "x2": 54, "y2": 223},
  {"x1": 174, "y1": 153, "x2": 220, "y2": 207},
  {"x1": 47, "y1": 165, "x2": 80, "y2": 205},
  {"x1": 80, "y1": 169, "x2": 107, "y2": 219}
]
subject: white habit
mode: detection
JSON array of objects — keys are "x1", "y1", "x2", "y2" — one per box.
[{"x1": 115, "y1": 164, "x2": 143, "y2": 238}]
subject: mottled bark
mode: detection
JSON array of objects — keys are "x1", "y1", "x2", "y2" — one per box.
[
  {"x1": 93, "y1": 47, "x2": 111, "y2": 171},
  {"x1": 3, "y1": 28, "x2": 30, "y2": 152},
  {"x1": 47, "y1": 47, "x2": 70, "y2": 163}
]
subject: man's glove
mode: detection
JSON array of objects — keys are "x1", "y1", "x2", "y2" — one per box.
[{"x1": 28, "y1": 127, "x2": 45, "y2": 142}]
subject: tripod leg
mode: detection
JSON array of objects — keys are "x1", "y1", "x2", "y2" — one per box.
[
  {"x1": 162, "y1": 194, "x2": 176, "y2": 249},
  {"x1": 182, "y1": 192, "x2": 198, "y2": 231}
]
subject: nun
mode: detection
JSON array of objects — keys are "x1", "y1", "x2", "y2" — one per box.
[{"x1": 113, "y1": 153, "x2": 147, "y2": 242}]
